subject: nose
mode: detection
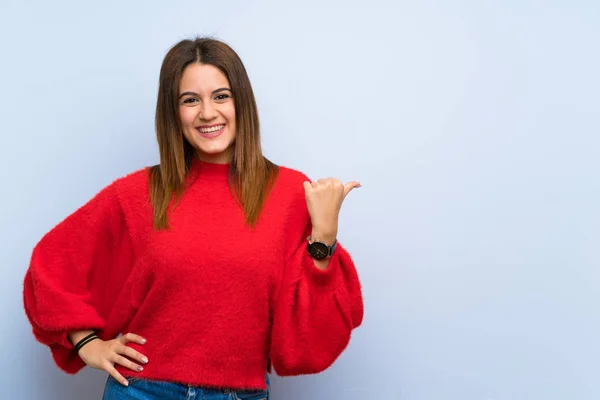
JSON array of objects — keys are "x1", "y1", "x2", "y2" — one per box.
[{"x1": 198, "y1": 101, "x2": 217, "y2": 121}]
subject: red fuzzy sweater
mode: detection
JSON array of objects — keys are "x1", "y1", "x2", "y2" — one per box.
[{"x1": 23, "y1": 159, "x2": 363, "y2": 390}]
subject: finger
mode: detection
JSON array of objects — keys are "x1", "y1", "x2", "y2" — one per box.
[
  {"x1": 303, "y1": 181, "x2": 312, "y2": 194},
  {"x1": 120, "y1": 345, "x2": 149, "y2": 365},
  {"x1": 343, "y1": 181, "x2": 361, "y2": 198},
  {"x1": 112, "y1": 354, "x2": 144, "y2": 372},
  {"x1": 106, "y1": 365, "x2": 129, "y2": 387},
  {"x1": 120, "y1": 332, "x2": 147, "y2": 345}
]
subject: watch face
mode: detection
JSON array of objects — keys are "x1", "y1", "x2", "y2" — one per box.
[{"x1": 308, "y1": 242, "x2": 329, "y2": 260}]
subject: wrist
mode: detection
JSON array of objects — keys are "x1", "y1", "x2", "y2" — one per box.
[
  {"x1": 310, "y1": 226, "x2": 337, "y2": 245},
  {"x1": 311, "y1": 219, "x2": 337, "y2": 238},
  {"x1": 68, "y1": 330, "x2": 96, "y2": 346},
  {"x1": 73, "y1": 332, "x2": 100, "y2": 353},
  {"x1": 310, "y1": 233, "x2": 337, "y2": 245}
]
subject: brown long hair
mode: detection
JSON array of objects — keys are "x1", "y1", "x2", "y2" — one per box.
[{"x1": 149, "y1": 37, "x2": 279, "y2": 230}]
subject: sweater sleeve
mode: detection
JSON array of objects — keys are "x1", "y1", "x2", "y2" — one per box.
[
  {"x1": 270, "y1": 175, "x2": 364, "y2": 376},
  {"x1": 23, "y1": 180, "x2": 135, "y2": 374}
]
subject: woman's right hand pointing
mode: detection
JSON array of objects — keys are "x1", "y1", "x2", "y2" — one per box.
[{"x1": 76, "y1": 332, "x2": 148, "y2": 386}]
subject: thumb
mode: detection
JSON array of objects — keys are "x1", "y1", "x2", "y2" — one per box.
[{"x1": 343, "y1": 181, "x2": 361, "y2": 198}]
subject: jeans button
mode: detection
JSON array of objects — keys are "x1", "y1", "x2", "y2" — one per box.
[{"x1": 223, "y1": 389, "x2": 230, "y2": 394}]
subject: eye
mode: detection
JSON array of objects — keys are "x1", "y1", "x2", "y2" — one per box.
[
  {"x1": 215, "y1": 93, "x2": 231, "y2": 101},
  {"x1": 182, "y1": 97, "x2": 198, "y2": 105}
]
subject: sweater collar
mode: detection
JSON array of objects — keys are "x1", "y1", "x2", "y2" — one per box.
[{"x1": 190, "y1": 156, "x2": 231, "y2": 183}]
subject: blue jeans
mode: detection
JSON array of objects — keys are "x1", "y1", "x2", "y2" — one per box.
[{"x1": 102, "y1": 374, "x2": 270, "y2": 400}]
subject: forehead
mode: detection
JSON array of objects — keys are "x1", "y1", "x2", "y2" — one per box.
[{"x1": 179, "y1": 63, "x2": 230, "y2": 92}]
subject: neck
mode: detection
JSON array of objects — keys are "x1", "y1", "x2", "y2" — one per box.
[{"x1": 189, "y1": 156, "x2": 231, "y2": 183}]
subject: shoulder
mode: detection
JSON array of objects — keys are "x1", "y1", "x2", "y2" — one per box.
[
  {"x1": 272, "y1": 165, "x2": 312, "y2": 209},
  {"x1": 65, "y1": 167, "x2": 149, "y2": 211},
  {"x1": 270, "y1": 165, "x2": 312, "y2": 224},
  {"x1": 104, "y1": 167, "x2": 152, "y2": 217},
  {"x1": 111, "y1": 167, "x2": 150, "y2": 199},
  {"x1": 276, "y1": 165, "x2": 311, "y2": 190}
]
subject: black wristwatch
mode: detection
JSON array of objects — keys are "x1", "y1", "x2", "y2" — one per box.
[{"x1": 306, "y1": 236, "x2": 337, "y2": 260}]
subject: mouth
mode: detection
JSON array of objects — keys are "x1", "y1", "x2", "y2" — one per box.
[{"x1": 195, "y1": 124, "x2": 225, "y2": 138}]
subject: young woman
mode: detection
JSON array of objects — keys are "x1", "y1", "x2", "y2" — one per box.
[{"x1": 23, "y1": 37, "x2": 363, "y2": 400}]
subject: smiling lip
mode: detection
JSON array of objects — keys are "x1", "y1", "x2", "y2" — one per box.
[{"x1": 196, "y1": 124, "x2": 225, "y2": 138}]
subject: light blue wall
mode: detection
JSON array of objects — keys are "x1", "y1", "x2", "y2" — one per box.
[{"x1": 1, "y1": 1, "x2": 598, "y2": 399}]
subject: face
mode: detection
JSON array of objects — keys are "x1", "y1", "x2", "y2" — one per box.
[{"x1": 178, "y1": 63, "x2": 236, "y2": 164}]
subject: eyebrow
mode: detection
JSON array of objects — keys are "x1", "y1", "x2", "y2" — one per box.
[{"x1": 178, "y1": 87, "x2": 232, "y2": 99}]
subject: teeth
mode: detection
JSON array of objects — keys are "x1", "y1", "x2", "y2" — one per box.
[{"x1": 198, "y1": 125, "x2": 224, "y2": 133}]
